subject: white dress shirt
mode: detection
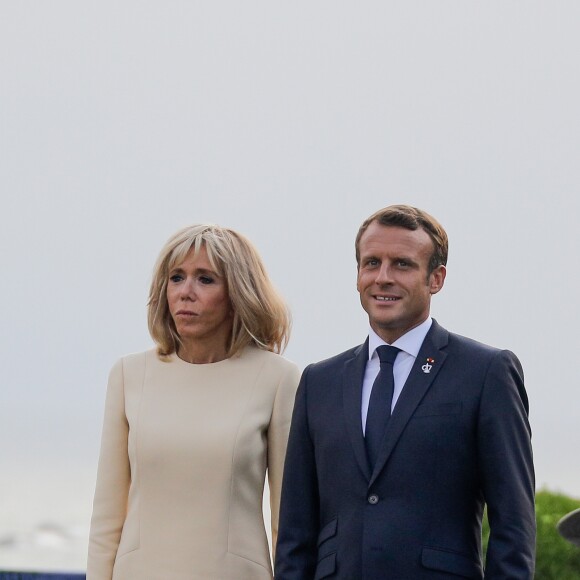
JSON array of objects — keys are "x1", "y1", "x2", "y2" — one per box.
[{"x1": 361, "y1": 317, "x2": 432, "y2": 434}]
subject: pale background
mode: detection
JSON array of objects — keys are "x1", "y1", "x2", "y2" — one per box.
[{"x1": 1, "y1": 1, "x2": 579, "y2": 572}]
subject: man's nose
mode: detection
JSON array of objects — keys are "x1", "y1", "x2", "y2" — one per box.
[{"x1": 375, "y1": 264, "x2": 393, "y2": 285}]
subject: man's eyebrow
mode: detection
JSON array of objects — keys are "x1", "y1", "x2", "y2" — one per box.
[{"x1": 395, "y1": 256, "x2": 419, "y2": 265}]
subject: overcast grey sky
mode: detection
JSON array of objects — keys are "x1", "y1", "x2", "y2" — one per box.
[{"x1": 1, "y1": 1, "x2": 580, "y2": 569}]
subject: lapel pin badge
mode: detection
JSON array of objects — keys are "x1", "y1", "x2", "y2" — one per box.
[{"x1": 422, "y1": 358, "x2": 435, "y2": 374}]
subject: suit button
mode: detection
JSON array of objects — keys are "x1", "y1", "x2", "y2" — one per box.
[{"x1": 368, "y1": 494, "x2": 379, "y2": 504}]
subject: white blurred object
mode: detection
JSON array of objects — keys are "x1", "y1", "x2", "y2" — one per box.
[{"x1": 0, "y1": 521, "x2": 88, "y2": 573}]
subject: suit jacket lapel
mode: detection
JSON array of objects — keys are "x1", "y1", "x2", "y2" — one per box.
[
  {"x1": 343, "y1": 339, "x2": 371, "y2": 481},
  {"x1": 369, "y1": 320, "x2": 450, "y2": 487}
]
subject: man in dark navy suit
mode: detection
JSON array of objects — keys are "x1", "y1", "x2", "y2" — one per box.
[{"x1": 275, "y1": 205, "x2": 535, "y2": 579}]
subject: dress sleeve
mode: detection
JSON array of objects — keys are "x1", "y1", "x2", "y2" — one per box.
[
  {"x1": 266, "y1": 361, "x2": 301, "y2": 556},
  {"x1": 87, "y1": 358, "x2": 131, "y2": 580}
]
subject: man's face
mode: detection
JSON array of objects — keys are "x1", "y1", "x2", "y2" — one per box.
[{"x1": 357, "y1": 222, "x2": 446, "y2": 344}]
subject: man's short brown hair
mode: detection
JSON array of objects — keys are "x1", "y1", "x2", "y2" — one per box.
[{"x1": 355, "y1": 205, "x2": 448, "y2": 274}]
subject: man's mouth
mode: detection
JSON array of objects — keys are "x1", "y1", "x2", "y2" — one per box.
[{"x1": 375, "y1": 296, "x2": 400, "y2": 302}]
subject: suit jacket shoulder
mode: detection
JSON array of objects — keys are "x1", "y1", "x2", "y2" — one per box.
[{"x1": 306, "y1": 343, "x2": 365, "y2": 373}]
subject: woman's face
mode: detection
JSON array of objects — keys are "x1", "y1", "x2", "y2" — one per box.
[{"x1": 166, "y1": 245, "x2": 233, "y2": 352}]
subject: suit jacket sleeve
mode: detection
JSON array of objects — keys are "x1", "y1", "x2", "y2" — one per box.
[
  {"x1": 478, "y1": 350, "x2": 536, "y2": 578},
  {"x1": 267, "y1": 362, "x2": 301, "y2": 557},
  {"x1": 275, "y1": 365, "x2": 320, "y2": 579},
  {"x1": 87, "y1": 358, "x2": 130, "y2": 580}
]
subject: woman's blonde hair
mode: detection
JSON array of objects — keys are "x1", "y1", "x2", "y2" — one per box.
[{"x1": 148, "y1": 224, "x2": 290, "y2": 360}]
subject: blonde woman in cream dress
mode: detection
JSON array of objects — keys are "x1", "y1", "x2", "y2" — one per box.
[{"x1": 87, "y1": 225, "x2": 300, "y2": 580}]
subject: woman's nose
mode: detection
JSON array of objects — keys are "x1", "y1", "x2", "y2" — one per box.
[{"x1": 180, "y1": 278, "x2": 196, "y2": 300}]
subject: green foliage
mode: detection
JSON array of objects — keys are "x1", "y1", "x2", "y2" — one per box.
[{"x1": 482, "y1": 489, "x2": 580, "y2": 579}]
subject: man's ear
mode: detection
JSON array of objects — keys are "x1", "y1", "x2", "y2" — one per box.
[{"x1": 429, "y1": 265, "x2": 446, "y2": 295}]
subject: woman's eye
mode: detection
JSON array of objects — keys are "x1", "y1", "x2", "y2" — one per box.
[
  {"x1": 199, "y1": 276, "x2": 214, "y2": 284},
  {"x1": 169, "y1": 274, "x2": 183, "y2": 283}
]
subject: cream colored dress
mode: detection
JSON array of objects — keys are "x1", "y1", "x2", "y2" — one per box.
[{"x1": 87, "y1": 346, "x2": 300, "y2": 580}]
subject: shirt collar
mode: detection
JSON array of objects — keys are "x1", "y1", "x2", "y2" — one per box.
[{"x1": 368, "y1": 317, "x2": 433, "y2": 360}]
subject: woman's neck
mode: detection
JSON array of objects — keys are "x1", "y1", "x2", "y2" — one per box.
[{"x1": 177, "y1": 340, "x2": 229, "y2": 364}]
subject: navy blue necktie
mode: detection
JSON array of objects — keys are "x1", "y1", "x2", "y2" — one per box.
[{"x1": 365, "y1": 345, "x2": 400, "y2": 469}]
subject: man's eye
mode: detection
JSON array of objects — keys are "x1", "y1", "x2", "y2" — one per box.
[
  {"x1": 367, "y1": 259, "x2": 379, "y2": 267},
  {"x1": 397, "y1": 261, "x2": 409, "y2": 268}
]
